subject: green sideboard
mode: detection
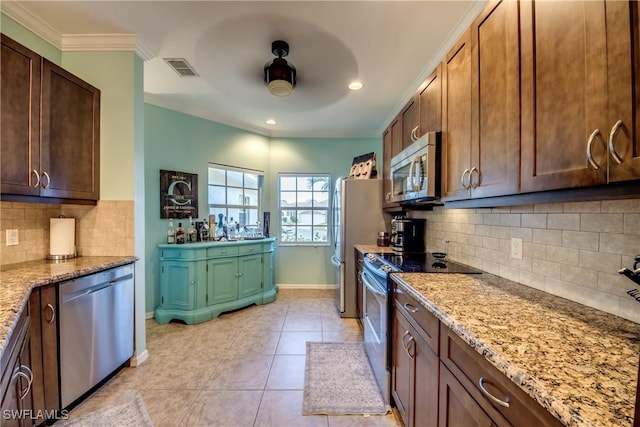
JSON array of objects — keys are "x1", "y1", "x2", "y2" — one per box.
[{"x1": 154, "y1": 238, "x2": 277, "y2": 325}]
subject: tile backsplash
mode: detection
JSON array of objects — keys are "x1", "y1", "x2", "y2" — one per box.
[
  {"x1": 0, "y1": 200, "x2": 134, "y2": 265},
  {"x1": 412, "y1": 198, "x2": 640, "y2": 323}
]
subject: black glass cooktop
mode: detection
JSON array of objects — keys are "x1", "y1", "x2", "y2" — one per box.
[{"x1": 379, "y1": 252, "x2": 482, "y2": 274}]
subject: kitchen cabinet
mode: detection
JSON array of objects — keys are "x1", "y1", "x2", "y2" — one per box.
[
  {"x1": 439, "y1": 323, "x2": 562, "y2": 427},
  {"x1": 391, "y1": 282, "x2": 439, "y2": 427},
  {"x1": 28, "y1": 284, "x2": 60, "y2": 424},
  {"x1": 0, "y1": 306, "x2": 34, "y2": 427},
  {"x1": 1, "y1": 34, "x2": 100, "y2": 203},
  {"x1": 519, "y1": 0, "x2": 640, "y2": 191},
  {"x1": 401, "y1": 97, "x2": 419, "y2": 150},
  {"x1": 155, "y1": 239, "x2": 277, "y2": 325},
  {"x1": 442, "y1": 0, "x2": 519, "y2": 202},
  {"x1": 417, "y1": 65, "x2": 442, "y2": 136},
  {"x1": 383, "y1": 117, "x2": 403, "y2": 210}
]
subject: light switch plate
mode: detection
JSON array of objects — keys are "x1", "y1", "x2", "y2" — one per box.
[
  {"x1": 6, "y1": 229, "x2": 18, "y2": 246},
  {"x1": 510, "y1": 237, "x2": 523, "y2": 260}
]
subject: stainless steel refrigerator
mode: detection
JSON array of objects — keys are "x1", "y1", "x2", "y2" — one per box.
[{"x1": 331, "y1": 177, "x2": 386, "y2": 318}]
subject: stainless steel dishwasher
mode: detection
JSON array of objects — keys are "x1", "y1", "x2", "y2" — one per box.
[{"x1": 59, "y1": 263, "x2": 134, "y2": 408}]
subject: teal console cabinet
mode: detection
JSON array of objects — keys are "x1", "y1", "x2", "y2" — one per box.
[{"x1": 155, "y1": 238, "x2": 277, "y2": 325}]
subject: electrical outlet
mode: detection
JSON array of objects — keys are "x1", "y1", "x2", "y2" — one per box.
[
  {"x1": 510, "y1": 237, "x2": 523, "y2": 260},
  {"x1": 6, "y1": 229, "x2": 19, "y2": 246}
]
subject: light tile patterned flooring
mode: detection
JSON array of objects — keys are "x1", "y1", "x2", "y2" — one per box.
[{"x1": 66, "y1": 289, "x2": 402, "y2": 426}]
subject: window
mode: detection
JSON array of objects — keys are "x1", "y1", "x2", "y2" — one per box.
[
  {"x1": 279, "y1": 174, "x2": 330, "y2": 245},
  {"x1": 208, "y1": 164, "x2": 263, "y2": 232}
]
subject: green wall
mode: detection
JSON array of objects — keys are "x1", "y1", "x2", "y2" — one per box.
[
  {"x1": 143, "y1": 105, "x2": 382, "y2": 312},
  {"x1": 269, "y1": 137, "x2": 382, "y2": 286},
  {"x1": 143, "y1": 104, "x2": 271, "y2": 312}
]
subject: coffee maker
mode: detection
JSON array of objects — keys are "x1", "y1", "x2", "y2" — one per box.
[{"x1": 390, "y1": 217, "x2": 425, "y2": 252}]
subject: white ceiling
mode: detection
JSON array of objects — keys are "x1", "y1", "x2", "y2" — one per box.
[{"x1": 2, "y1": 1, "x2": 486, "y2": 138}]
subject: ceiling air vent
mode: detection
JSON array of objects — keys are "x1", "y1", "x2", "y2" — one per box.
[{"x1": 163, "y1": 58, "x2": 198, "y2": 77}]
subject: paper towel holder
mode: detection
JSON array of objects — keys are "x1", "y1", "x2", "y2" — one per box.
[{"x1": 48, "y1": 215, "x2": 77, "y2": 261}]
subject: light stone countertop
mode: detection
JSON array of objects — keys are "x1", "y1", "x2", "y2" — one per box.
[
  {"x1": 354, "y1": 244, "x2": 395, "y2": 255},
  {"x1": 392, "y1": 272, "x2": 640, "y2": 427},
  {"x1": 0, "y1": 256, "x2": 137, "y2": 363}
]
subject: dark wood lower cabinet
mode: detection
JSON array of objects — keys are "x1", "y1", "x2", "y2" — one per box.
[
  {"x1": 438, "y1": 364, "x2": 496, "y2": 427},
  {"x1": 392, "y1": 305, "x2": 439, "y2": 427}
]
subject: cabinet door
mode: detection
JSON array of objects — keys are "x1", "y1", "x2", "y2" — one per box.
[
  {"x1": 520, "y1": 0, "x2": 608, "y2": 192},
  {"x1": 391, "y1": 308, "x2": 413, "y2": 427},
  {"x1": 438, "y1": 364, "x2": 495, "y2": 427},
  {"x1": 41, "y1": 60, "x2": 100, "y2": 200},
  {"x1": 401, "y1": 97, "x2": 419, "y2": 150},
  {"x1": 238, "y1": 254, "x2": 262, "y2": 298},
  {"x1": 442, "y1": 29, "x2": 472, "y2": 201},
  {"x1": 382, "y1": 127, "x2": 396, "y2": 208},
  {"x1": 207, "y1": 257, "x2": 238, "y2": 304},
  {"x1": 1, "y1": 35, "x2": 41, "y2": 196},
  {"x1": 469, "y1": 0, "x2": 520, "y2": 199},
  {"x1": 413, "y1": 331, "x2": 439, "y2": 427},
  {"x1": 606, "y1": 1, "x2": 640, "y2": 182},
  {"x1": 160, "y1": 261, "x2": 196, "y2": 310},
  {"x1": 40, "y1": 285, "x2": 59, "y2": 414},
  {"x1": 418, "y1": 65, "x2": 442, "y2": 136}
]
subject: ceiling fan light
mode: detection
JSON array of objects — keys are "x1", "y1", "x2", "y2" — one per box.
[{"x1": 268, "y1": 79, "x2": 293, "y2": 97}]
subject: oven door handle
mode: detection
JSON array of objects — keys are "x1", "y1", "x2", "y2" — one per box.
[{"x1": 362, "y1": 271, "x2": 387, "y2": 298}]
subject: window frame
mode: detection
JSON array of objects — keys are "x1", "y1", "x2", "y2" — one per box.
[
  {"x1": 207, "y1": 163, "x2": 263, "y2": 230},
  {"x1": 278, "y1": 173, "x2": 331, "y2": 246}
]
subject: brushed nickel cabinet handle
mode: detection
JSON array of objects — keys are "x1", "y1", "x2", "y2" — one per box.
[
  {"x1": 20, "y1": 365, "x2": 33, "y2": 384},
  {"x1": 470, "y1": 167, "x2": 480, "y2": 189},
  {"x1": 478, "y1": 377, "x2": 510, "y2": 408},
  {"x1": 586, "y1": 129, "x2": 602, "y2": 170},
  {"x1": 406, "y1": 336, "x2": 415, "y2": 358},
  {"x1": 41, "y1": 171, "x2": 51, "y2": 189},
  {"x1": 13, "y1": 370, "x2": 30, "y2": 400},
  {"x1": 45, "y1": 303, "x2": 56, "y2": 324},
  {"x1": 608, "y1": 119, "x2": 624, "y2": 164},
  {"x1": 31, "y1": 170, "x2": 40, "y2": 188},
  {"x1": 460, "y1": 169, "x2": 471, "y2": 190},
  {"x1": 403, "y1": 303, "x2": 418, "y2": 313}
]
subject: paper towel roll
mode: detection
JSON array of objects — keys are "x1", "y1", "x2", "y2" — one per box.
[{"x1": 49, "y1": 218, "x2": 76, "y2": 259}]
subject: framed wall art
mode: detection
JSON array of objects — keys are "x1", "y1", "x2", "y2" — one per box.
[{"x1": 160, "y1": 169, "x2": 198, "y2": 219}]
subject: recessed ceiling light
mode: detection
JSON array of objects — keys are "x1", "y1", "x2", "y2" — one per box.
[
  {"x1": 348, "y1": 81, "x2": 364, "y2": 91},
  {"x1": 265, "y1": 119, "x2": 277, "y2": 125}
]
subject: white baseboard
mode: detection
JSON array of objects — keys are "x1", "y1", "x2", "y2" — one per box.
[
  {"x1": 129, "y1": 349, "x2": 149, "y2": 367},
  {"x1": 145, "y1": 311, "x2": 154, "y2": 319},
  {"x1": 277, "y1": 283, "x2": 337, "y2": 290}
]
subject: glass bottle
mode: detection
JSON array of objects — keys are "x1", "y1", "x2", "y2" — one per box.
[
  {"x1": 176, "y1": 222, "x2": 185, "y2": 244},
  {"x1": 167, "y1": 220, "x2": 176, "y2": 244}
]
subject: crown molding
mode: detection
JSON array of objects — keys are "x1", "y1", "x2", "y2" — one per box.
[
  {"x1": 1, "y1": 1, "x2": 62, "y2": 48},
  {"x1": 1, "y1": 1, "x2": 156, "y2": 60}
]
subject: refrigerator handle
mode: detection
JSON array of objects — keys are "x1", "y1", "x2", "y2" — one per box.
[{"x1": 331, "y1": 255, "x2": 342, "y2": 268}]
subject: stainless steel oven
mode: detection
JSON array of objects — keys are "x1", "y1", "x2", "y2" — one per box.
[
  {"x1": 390, "y1": 131, "x2": 440, "y2": 204},
  {"x1": 362, "y1": 254, "x2": 395, "y2": 408}
]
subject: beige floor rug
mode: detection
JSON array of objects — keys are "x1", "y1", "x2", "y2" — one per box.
[
  {"x1": 59, "y1": 393, "x2": 154, "y2": 426},
  {"x1": 303, "y1": 342, "x2": 389, "y2": 416}
]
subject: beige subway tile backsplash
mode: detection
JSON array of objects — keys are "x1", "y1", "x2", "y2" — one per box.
[
  {"x1": 1, "y1": 200, "x2": 134, "y2": 266},
  {"x1": 415, "y1": 197, "x2": 640, "y2": 323}
]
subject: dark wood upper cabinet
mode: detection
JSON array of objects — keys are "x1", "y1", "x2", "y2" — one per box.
[
  {"x1": 1, "y1": 34, "x2": 100, "y2": 203},
  {"x1": 383, "y1": 116, "x2": 403, "y2": 210},
  {"x1": 442, "y1": 0, "x2": 519, "y2": 202},
  {"x1": 441, "y1": 29, "x2": 473, "y2": 201},
  {"x1": 41, "y1": 60, "x2": 100, "y2": 200},
  {"x1": 418, "y1": 65, "x2": 442, "y2": 136},
  {"x1": 520, "y1": 0, "x2": 608, "y2": 192},
  {"x1": 1, "y1": 34, "x2": 41, "y2": 197},
  {"x1": 401, "y1": 96, "x2": 419, "y2": 150}
]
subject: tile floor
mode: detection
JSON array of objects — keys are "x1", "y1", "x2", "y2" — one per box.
[{"x1": 66, "y1": 289, "x2": 402, "y2": 427}]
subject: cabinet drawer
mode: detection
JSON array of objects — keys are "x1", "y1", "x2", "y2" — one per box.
[
  {"x1": 440, "y1": 325, "x2": 562, "y2": 427},
  {"x1": 207, "y1": 245, "x2": 239, "y2": 258},
  {"x1": 393, "y1": 282, "x2": 439, "y2": 354},
  {"x1": 161, "y1": 248, "x2": 196, "y2": 260},
  {"x1": 238, "y1": 243, "x2": 262, "y2": 255}
]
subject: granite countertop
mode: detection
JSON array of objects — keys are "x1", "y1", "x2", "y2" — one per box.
[
  {"x1": 354, "y1": 244, "x2": 395, "y2": 254},
  {"x1": 392, "y1": 272, "x2": 640, "y2": 427},
  {"x1": 0, "y1": 256, "x2": 137, "y2": 363}
]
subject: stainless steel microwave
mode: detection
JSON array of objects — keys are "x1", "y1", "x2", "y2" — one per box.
[{"x1": 389, "y1": 131, "x2": 441, "y2": 204}]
